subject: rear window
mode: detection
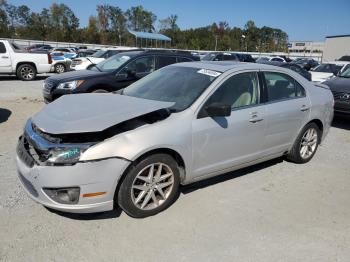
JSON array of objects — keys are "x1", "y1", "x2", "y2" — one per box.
[{"x1": 0, "y1": 42, "x2": 6, "y2": 53}]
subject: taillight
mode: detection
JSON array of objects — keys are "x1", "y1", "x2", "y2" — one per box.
[{"x1": 48, "y1": 53, "x2": 52, "y2": 64}]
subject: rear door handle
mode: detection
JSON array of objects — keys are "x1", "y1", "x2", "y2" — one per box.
[
  {"x1": 300, "y1": 105, "x2": 310, "y2": 112},
  {"x1": 1, "y1": 56, "x2": 9, "y2": 59}
]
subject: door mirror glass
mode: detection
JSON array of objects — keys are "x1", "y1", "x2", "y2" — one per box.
[{"x1": 205, "y1": 103, "x2": 231, "y2": 117}]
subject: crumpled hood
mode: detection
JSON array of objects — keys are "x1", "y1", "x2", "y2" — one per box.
[
  {"x1": 32, "y1": 94, "x2": 174, "y2": 135},
  {"x1": 323, "y1": 77, "x2": 350, "y2": 92}
]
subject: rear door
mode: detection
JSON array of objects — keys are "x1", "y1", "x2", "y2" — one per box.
[
  {"x1": 0, "y1": 42, "x2": 12, "y2": 73},
  {"x1": 261, "y1": 71, "x2": 311, "y2": 155}
]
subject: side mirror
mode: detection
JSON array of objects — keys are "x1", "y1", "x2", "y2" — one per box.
[{"x1": 203, "y1": 102, "x2": 231, "y2": 118}]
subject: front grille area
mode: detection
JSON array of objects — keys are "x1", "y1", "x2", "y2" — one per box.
[
  {"x1": 17, "y1": 136, "x2": 35, "y2": 168},
  {"x1": 18, "y1": 172, "x2": 39, "y2": 197},
  {"x1": 332, "y1": 91, "x2": 350, "y2": 102}
]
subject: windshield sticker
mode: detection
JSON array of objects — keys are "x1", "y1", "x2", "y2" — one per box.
[{"x1": 197, "y1": 69, "x2": 221, "y2": 77}]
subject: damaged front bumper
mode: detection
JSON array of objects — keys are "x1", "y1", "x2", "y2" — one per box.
[
  {"x1": 16, "y1": 154, "x2": 130, "y2": 213},
  {"x1": 15, "y1": 119, "x2": 131, "y2": 213}
]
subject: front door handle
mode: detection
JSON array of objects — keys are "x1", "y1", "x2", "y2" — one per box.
[
  {"x1": 300, "y1": 105, "x2": 310, "y2": 112},
  {"x1": 1, "y1": 56, "x2": 9, "y2": 59},
  {"x1": 249, "y1": 113, "x2": 264, "y2": 123}
]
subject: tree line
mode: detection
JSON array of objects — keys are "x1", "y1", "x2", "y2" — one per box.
[{"x1": 0, "y1": 1, "x2": 288, "y2": 52}]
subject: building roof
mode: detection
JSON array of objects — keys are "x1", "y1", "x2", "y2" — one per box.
[
  {"x1": 326, "y1": 34, "x2": 350, "y2": 39},
  {"x1": 127, "y1": 29, "x2": 171, "y2": 41}
]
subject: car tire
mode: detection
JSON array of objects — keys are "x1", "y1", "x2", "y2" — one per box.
[
  {"x1": 287, "y1": 122, "x2": 321, "y2": 164},
  {"x1": 17, "y1": 64, "x2": 36, "y2": 81},
  {"x1": 54, "y1": 63, "x2": 66, "y2": 74},
  {"x1": 117, "y1": 154, "x2": 180, "y2": 218}
]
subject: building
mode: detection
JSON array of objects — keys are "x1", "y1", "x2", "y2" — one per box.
[
  {"x1": 288, "y1": 41, "x2": 324, "y2": 54},
  {"x1": 323, "y1": 34, "x2": 350, "y2": 62}
]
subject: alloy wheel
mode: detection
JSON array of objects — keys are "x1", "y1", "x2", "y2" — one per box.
[
  {"x1": 20, "y1": 67, "x2": 34, "y2": 80},
  {"x1": 55, "y1": 64, "x2": 65, "y2": 73},
  {"x1": 131, "y1": 163, "x2": 174, "y2": 210},
  {"x1": 299, "y1": 127, "x2": 318, "y2": 159}
]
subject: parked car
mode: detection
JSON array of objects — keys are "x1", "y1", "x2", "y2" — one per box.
[
  {"x1": 292, "y1": 58, "x2": 319, "y2": 71},
  {"x1": 30, "y1": 45, "x2": 53, "y2": 53},
  {"x1": 0, "y1": 40, "x2": 52, "y2": 80},
  {"x1": 51, "y1": 48, "x2": 77, "y2": 59},
  {"x1": 50, "y1": 52, "x2": 72, "y2": 74},
  {"x1": 257, "y1": 61, "x2": 311, "y2": 81},
  {"x1": 17, "y1": 62, "x2": 333, "y2": 217},
  {"x1": 234, "y1": 53, "x2": 255, "y2": 62},
  {"x1": 70, "y1": 47, "x2": 138, "y2": 70},
  {"x1": 256, "y1": 56, "x2": 286, "y2": 63},
  {"x1": 323, "y1": 64, "x2": 350, "y2": 115},
  {"x1": 310, "y1": 63, "x2": 345, "y2": 82},
  {"x1": 43, "y1": 49, "x2": 199, "y2": 103},
  {"x1": 201, "y1": 52, "x2": 239, "y2": 61},
  {"x1": 25, "y1": 44, "x2": 52, "y2": 52},
  {"x1": 338, "y1": 55, "x2": 350, "y2": 62},
  {"x1": 76, "y1": 49, "x2": 97, "y2": 58}
]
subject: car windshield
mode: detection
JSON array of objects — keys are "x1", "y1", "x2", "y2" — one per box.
[
  {"x1": 91, "y1": 50, "x2": 107, "y2": 58},
  {"x1": 94, "y1": 53, "x2": 136, "y2": 72},
  {"x1": 339, "y1": 66, "x2": 350, "y2": 78},
  {"x1": 312, "y1": 64, "x2": 331, "y2": 72},
  {"x1": 256, "y1": 57, "x2": 269, "y2": 62},
  {"x1": 123, "y1": 66, "x2": 219, "y2": 112},
  {"x1": 201, "y1": 53, "x2": 217, "y2": 61}
]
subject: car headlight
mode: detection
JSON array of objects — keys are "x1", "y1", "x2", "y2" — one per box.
[
  {"x1": 47, "y1": 146, "x2": 89, "y2": 164},
  {"x1": 57, "y1": 80, "x2": 84, "y2": 90}
]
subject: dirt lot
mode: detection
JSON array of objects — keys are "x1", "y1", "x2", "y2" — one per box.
[{"x1": 1, "y1": 76, "x2": 350, "y2": 262}]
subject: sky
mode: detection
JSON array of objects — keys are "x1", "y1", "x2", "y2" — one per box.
[{"x1": 9, "y1": 0, "x2": 350, "y2": 41}]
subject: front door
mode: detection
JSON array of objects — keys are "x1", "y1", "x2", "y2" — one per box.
[{"x1": 192, "y1": 71, "x2": 266, "y2": 177}]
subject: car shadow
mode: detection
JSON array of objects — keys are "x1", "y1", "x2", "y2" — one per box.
[
  {"x1": 45, "y1": 206, "x2": 123, "y2": 220},
  {"x1": 0, "y1": 75, "x2": 50, "y2": 81},
  {"x1": 181, "y1": 157, "x2": 283, "y2": 194},
  {"x1": 332, "y1": 115, "x2": 350, "y2": 131},
  {"x1": 0, "y1": 108, "x2": 12, "y2": 124}
]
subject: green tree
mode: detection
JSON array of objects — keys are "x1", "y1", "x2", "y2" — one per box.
[
  {"x1": 108, "y1": 5, "x2": 126, "y2": 45},
  {"x1": 125, "y1": 6, "x2": 156, "y2": 32}
]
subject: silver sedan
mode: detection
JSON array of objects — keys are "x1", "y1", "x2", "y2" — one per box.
[{"x1": 16, "y1": 62, "x2": 334, "y2": 218}]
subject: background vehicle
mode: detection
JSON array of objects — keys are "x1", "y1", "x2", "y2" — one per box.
[
  {"x1": 76, "y1": 49, "x2": 97, "y2": 58},
  {"x1": 338, "y1": 55, "x2": 350, "y2": 62},
  {"x1": 18, "y1": 62, "x2": 333, "y2": 218},
  {"x1": 0, "y1": 40, "x2": 52, "y2": 80},
  {"x1": 256, "y1": 56, "x2": 286, "y2": 63},
  {"x1": 51, "y1": 48, "x2": 77, "y2": 59},
  {"x1": 292, "y1": 58, "x2": 319, "y2": 71},
  {"x1": 50, "y1": 52, "x2": 72, "y2": 74},
  {"x1": 323, "y1": 64, "x2": 350, "y2": 115},
  {"x1": 234, "y1": 53, "x2": 255, "y2": 62},
  {"x1": 30, "y1": 45, "x2": 53, "y2": 53},
  {"x1": 25, "y1": 44, "x2": 52, "y2": 52},
  {"x1": 310, "y1": 63, "x2": 345, "y2": 82},
  {"x1": 43, "y1": 49, "x2": 199, "y2": 102},
  {"x1": 201, "y1": 52, "x2": 239, "y2": 61},
  {"x1": 257, "y1": 61, "x2": 311, "y2": 81},
  {"x1": 70, "y1": 47, "x2": 138, "y2": 70}
]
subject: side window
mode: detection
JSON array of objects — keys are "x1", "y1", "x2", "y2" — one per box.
[
  {"x1": 125, "y1": 56, "x2": 155, "y2": 74},
  {"x1": 177, "y1": 57, "x2": 192, "y2": 63},
  {"x1": 205, "y1": 72, "x2": 260, "y2": 109},
  {"x1": 157, "y1": 56, "x2": 177, "y2": 68},
  {"x1": 0, "y1": 42, "x2": 6, "y2": 53},
  {"x1": 214, "y1": 54, "x2": 223, "y2": 61},
  {"x1": 223, "y1": 54, "x2": 234, "y2": 61},
  {"x1": 264, "y1": 72, "x2": 303, "y2": 101},
  {"x1": 271, "y1": 57, "x2": 283, "y2": 62}
]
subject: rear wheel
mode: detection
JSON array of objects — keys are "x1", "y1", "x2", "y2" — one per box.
[
  {"x1": 117, "y1": 154, "x2": 180, "y2": 218},
  {"x1": 17, "y1": 64, "x2": 36, "y2": 81},
  {"x1": 287, "y1": 123, "x2": 320, "y2": 163}
]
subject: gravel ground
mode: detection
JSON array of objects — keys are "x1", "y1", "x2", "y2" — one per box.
[{"x1": 0, "y1": 76, "x2": 350, "y2": 262}]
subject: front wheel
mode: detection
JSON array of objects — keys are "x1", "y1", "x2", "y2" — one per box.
[
  {"x1": 117, "y1": 154, "x2": 180, "y2": 218},
  {"x1": 287, "y1": 123, "x2": 321, "y2": 163}
]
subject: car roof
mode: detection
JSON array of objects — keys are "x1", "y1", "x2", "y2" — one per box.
[{"x1": 170, "y1": 61, "x2": 290, "y2": 73}]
